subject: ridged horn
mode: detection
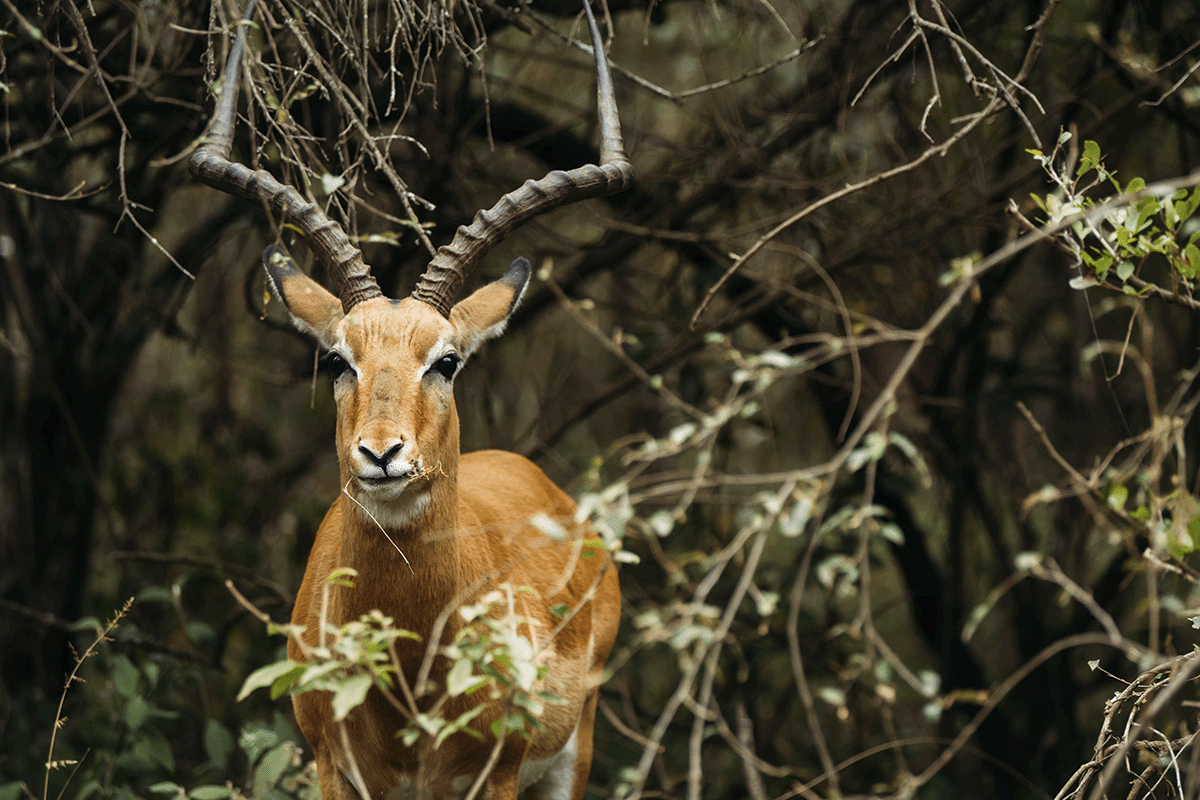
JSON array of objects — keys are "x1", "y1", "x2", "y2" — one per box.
[
  {"x1": 409, "y1": 0, "x2": 635, "y2": 318},
  {"x1": 189, "y1": 0, "x2": 383, "y2": 312}
]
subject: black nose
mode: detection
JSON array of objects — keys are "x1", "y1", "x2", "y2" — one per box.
[{"x1": 358, "y1": 441, "x2": 405, "y2": 470}]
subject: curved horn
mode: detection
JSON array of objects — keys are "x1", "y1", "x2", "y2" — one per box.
[
  {"x1": 409, "y1": 0, "x2": 635, "y2": 317},
  {"x1": 189, "y1": 0, "x2": 383, "y2": 312}
]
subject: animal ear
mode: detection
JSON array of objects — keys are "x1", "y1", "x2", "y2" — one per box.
[
  {"x1": 262, "y1": 246, "x2": 343, "y2": 350},
  {"x1": 449, "y1": 257, "x2": 531, "y2": 357}
]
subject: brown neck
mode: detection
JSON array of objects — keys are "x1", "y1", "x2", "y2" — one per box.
[{"x1": 333, "y1": 469, "x2": 464, "y2": 643}]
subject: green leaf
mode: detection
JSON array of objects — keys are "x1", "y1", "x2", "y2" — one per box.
[
  {"x1": 1183, "y1": 187, "x2": 1200, "y2": 219},
  {"x1": 297, "y1": 661, "x2": 341, "y2": 688},
  {"x1": 847, "y1": 431, "x2": 887, "y2": 472},
  {"x1": 319, "y1": 173, "x2": 345, "y2": 195},
  {"x1": 136, "y1": 586, "x2": 174, "y2": 604},
  {"x1": 253, "y1": 744, "x2": 293, "y2": 796},
  {"x1": 188, "y1": 787, "x2": 235, "y2": 800},
  {"x1": 239, "y1": 727, "x2": 281, "y2": 765},
  {"x1": 753, "y1": 590, "x2": 780, "y2": 616},
  {"x1": 1115, "y1": 261, "x2": 1134, "y2": 282},
  {"x1": 111, "y1": 654, "x2": 140, "y2": 698},
  {"x1": 1184, "y1": 243, "x2": 1200, "y2": 279},
  {"x1": 124, "y1": 695, "x2": 150, "y2": 731},
  {"x1": 137, "y1": 729, "x2": 176, "y2": 771},
  {"x1": 1014, "y1": 551, "x2": 1042, "y2": 570},
  {"x1": 148, "y1": 783, "x2": 184, "y2": 796},
  {"x1": 238, "y1": 660, "x2": 304, "y2": 702},
  {"x1": 446, "y1": 658, "x2": 486, "y2": 697},
  {"x1": 1175, "y1": 200, "x2": 1192, "y2": 225},
  {"x1": 918, "y1": 670, "x2": 942, "y2": 698},
  {"x1": 204, "y1": 719, "x2": 235, "y2": 771},
  {"x1": 1132, "y1": 195, "x2": 1159, "y2": 232},
  {"x1": 647, "y1": 510, "x2": 675, "y2": 537},
  {"x1": 326, "y1": 567, "x2": 357, "y2": 587},
  {"x1": 68, "y1": 616, "x2": 101, "y2": 633},
  {"x1": 434, "y1": 705, "x2": 486, "y2": 748},
  {"x1": 1107, "y1": 484, "x2": 1128, "y2": 510},
  {"x1": 779, "y1": 495, "x2": 813, "y2": 537},
  {"x1": 143, "y1": 661, "x2": 161, "y2": 690},
  {"x1": 1077, "y1": 140, "x2": 1102, "y2": 176},
  {"x1": 879, "y1": 523, "x2": 905, "y2": 545},
  {"x1": 530, "y1": 513, "x2": 571, "y2": 541},
  {"x1": 186, "y1": 621, "x2": 216, "y2": 646},
  {"x1": 1188, "y1": 517, "x2": 1200, "y2": 551},
  {"x1": 491, "y1": 713, "x2": 530, "y2": 741},
  {"x1": 332, "y1": 673, "x2": 373, "y2": 722},
  {"x1": 1166, "y1": 196, "x2": 1180, "y2": 226}
]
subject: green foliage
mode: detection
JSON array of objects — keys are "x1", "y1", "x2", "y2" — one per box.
[
  {"x1": 33, "y1": 601, "x2": 315, "y2": 800},
  {"x1": 149, "y1": 717, "x2": 317, "y2": 800},
  {"x1": 239, "y1": 610, "x2": 417, "y2": 723},
  {"x1": 1028, "y1": 132, "x2": 1200, "y2": 294},
  {"x1": 437, "y1": 590, "x2": 561, "y2": 743},
  {"x1": 235, "y1": 575, "x2": 563, "y2": 756}
]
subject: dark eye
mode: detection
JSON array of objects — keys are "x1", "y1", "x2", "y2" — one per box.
[
  {"x1": 320, "y1": 351, "x2": 351, "y2": 380},
  {"x1": 431, "y1": 354, "x2": 461, "y2": 381}
]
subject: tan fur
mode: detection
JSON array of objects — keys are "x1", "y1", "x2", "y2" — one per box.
[{"x1": 277, "y1": 275, "x2": 619, "y2": 800}]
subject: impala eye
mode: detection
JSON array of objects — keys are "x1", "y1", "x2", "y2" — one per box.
[
  {"x1": 431, "y1": 354, "x2": 461, "y2": 381},
  {"x1": 320, "y1": 351, "x2": 352, "y2": 380}
]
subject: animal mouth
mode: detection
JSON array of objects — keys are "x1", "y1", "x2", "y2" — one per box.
[
  {"x1": 355, "y1": 466, "x2": 427, "y2": 490},
  {"x1": 357, "y1": 475, "x2": 406, "y2": 486}
]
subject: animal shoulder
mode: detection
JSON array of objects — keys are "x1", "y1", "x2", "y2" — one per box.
[{"x1": 456, "y1": 450, "x2": 576, "y2": 525}]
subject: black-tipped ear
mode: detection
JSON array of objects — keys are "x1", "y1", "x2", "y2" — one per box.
[
  {"x1": 499, "y1": 257, "x2": 532, "y2": 314},
  {"x1": 447, "y1": 258, "x2": 532, "y2": 356},
  {"x1": 262, "y1": 245, "x2": 299, "y2": 311},
  {"x1": 261, "y1": 245, "x2": 343, "y2": 349}
]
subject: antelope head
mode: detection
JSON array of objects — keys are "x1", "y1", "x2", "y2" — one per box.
[
  {"x1": 262, "y1": 248, "x2": 531, "y2": 529},
  {"x1": 189, "y1": 0, "x2": 633, "y2": 531}
]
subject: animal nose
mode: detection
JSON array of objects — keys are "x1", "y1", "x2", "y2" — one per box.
[{"x1": 358, "y1": 441, "x2": 405, "y2": 469}]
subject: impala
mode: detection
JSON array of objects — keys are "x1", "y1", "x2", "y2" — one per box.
[{"x1": 189, "y1": 2, "x2": 630, "y2": 798}]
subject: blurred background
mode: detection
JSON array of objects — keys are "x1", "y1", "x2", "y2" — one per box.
[{"x1": 3, "y1": 0, "x2": 1200, "y2": 798}]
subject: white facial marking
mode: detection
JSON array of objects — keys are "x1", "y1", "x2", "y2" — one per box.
[
  {"x1": 327, "y1": 330, "x2": 360, "y2": 378},
  {"x1": 352, "y1": 485, "x2": 431, "y2": 531},
  {"x1": 456, "y1": 318, "x2": 510, "y2": 360},
  {"x1": 286, "y1": 314, "x2": 326, "y2": 346},
  {"x1": 421, "y1": 335, "x2": 459, "y2": 376}
]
